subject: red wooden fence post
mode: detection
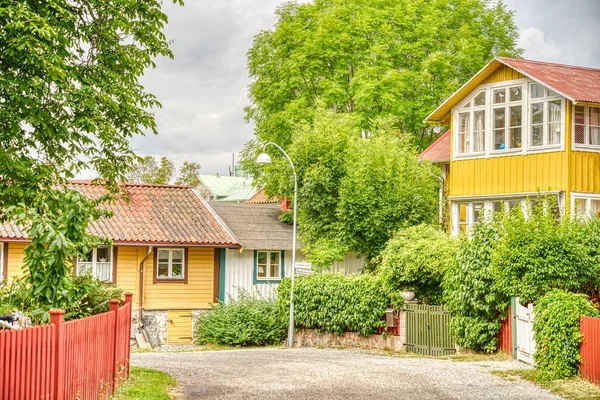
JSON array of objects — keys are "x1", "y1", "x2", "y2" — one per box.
[
  {"x1": 49, "y1": 309, "x2": 65, "y2": 400},
  {"x1": 124, "y1": 293, "x2": 133, "y2": 378},
  {"x1": 109, "y1": 299, "x2": 120, "y2": 394}
]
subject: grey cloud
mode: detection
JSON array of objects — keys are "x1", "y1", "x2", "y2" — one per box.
[{"x1": 124, "y1": 0, "x2": 600, "y2": 178}]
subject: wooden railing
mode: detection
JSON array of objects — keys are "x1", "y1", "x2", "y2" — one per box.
[{"x1": 0, "y1": 292, "x2": 133, "y2": 400}]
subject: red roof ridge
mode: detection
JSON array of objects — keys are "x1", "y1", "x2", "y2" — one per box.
[
  {"x1": 498, "y1": 57, "x2": 600, "y2": 73},
  {"x1": 68, "y1": 180, "x2": 192, "y2": 189}
]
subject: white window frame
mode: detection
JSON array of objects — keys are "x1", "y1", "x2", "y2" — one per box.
[
  {"x1": 571, "y1": 192, "x2": 600, "y2": 218},
  {"x1": 451, "y1": 193, "x2": 564, "y2": 235},
  {"x1": 77, "y1": 246, "x2": 113, "y2": 282},
  {"x1": 528, "y1": 83, "x2": 563, "y2": 150},
  {"x1": 156, "y1": 248, "x2": 185, "y2": 280},
  {"x1": 490, "y1": 85, "x2": 524, "y2": 154},
  {"x1": 573, "y1": 105, "x2": 600, "y2": 151},
  {"x1": 452, "y1": 78, "x2": 566, "y2": 161},
  {"x1": 456, "y1": 91, "x2": 486, "y2": 155},
  {"x1": 256, "y1": 250, "x2": 282, "y2": 281}
]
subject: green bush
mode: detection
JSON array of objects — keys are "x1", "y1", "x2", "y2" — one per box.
[
  {"x1": 533, "y1": 290, "x2": 599, "y2": 380},
  {"x1": 492, "y1": 203, "x2": 596, "y2": 303},
  {"x1": 443, "y1": 219, "x2": 507, "y2": 353},
  {"x1": 195, "y1": 290, "x2": 285, "y2": 346},
  {"x1": 0, "y1": 273, "x2": 122, "y2": 324},
  {"x1": 378, "y1": 224, "x2": 457, "y2": 305},
  {"x1": 278, "y1": 272, "x2": 391, "y2": 336}
]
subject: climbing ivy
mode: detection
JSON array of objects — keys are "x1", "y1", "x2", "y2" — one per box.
[
  {"x1": 278, "y1": 273, "x2": 391, "y2": 336},
  {"x1": 533, "y1": 290, "x2": 599, "y2": 380}
]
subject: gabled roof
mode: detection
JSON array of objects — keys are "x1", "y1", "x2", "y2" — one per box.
[
  {"x1": 426, "y1": 57, "x2": 600, "y2": 124},
  {"x1": 418, "y1": 130, "x2": 450, "y2": 163},
  {"x1": 197, "y1": 175, "x2": 254, "y2": 200},
  {"x1": 209, "y1": 203, "x2": 293, "y2": 250},
  {"x1": 219, "y1": 185, "x2": 257, "y2": 203},
  {"x1": 245, "y1": 190, "x2": 279, "y2": 205},
  {"x1": 0, "y1": 181, "x2": 239, "y2": 247}
]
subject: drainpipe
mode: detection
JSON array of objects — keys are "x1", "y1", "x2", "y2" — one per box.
[{"x1": 138, "y1": 246, "x2": 153, "y2": 329}]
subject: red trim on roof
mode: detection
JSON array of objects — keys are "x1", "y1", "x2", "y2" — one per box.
[
  {"x1": 418, "y1": 130, "x2": 450, "y2": 163},
  {"x1": 498, "y1": 57, "x2": 600, "y2": 104}
]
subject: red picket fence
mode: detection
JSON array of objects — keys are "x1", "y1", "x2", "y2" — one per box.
[
  {"x1": 580, "y1": 315, "x2": 600, "y2": 383},
  {"x1": 498, "y1": 306, "x2": 513, "y2": 354},
  {"x1": 0, "y1": 292, "x2": 133, "y2": 400}
]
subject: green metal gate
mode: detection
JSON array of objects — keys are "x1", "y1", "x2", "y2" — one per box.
[{"x1": 405, "y1": 304, "x2": 455, "y2": 356}]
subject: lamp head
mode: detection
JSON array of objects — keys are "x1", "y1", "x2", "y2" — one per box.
[{"x1": 256, "y1": 152, "x2": 272, "y2": 165}]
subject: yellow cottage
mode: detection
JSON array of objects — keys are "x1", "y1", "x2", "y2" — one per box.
[
  {"x1": 420, "y1": 57, "x2": 600, "y2": 234},
  {"x1": 0, "y1": 181, "x2": 240, "y2": 345}
]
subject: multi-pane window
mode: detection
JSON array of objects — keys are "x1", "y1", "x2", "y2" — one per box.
[
  {"x1": 157, "y1": 248, "x2": 184, "y2": 279},
  {"x1": 77, "y1": 246, "x2": 112, "y2": 282},
  {"x1": 457, "y1": 91, "x2": 486, "y2": 154},
  {"x1": 574, "y1": 196, "x2": 600, "y2": 218},
  {"x1": 256, "y1": 250, "x2": 281, "y2": 280},
  {"x1": 574, "y1": 105, "x2": 600, "y2": 147},
  {"x1": 492, "y1": 86, "x2": 523, "y2": 151},
  {"x1": 529, "y1": 83, "x2": 562, "y2": 147}
]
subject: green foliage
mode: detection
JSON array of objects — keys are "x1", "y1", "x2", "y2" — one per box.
[
  {"x1": 175, "y1": 161, "x2": 202, "y2": 186},
  {"x1": 443, "y1": 217, "x2": 507, "y2": 353},
  {"x1": 492, "y1": 202, "x2": 596, "y2": 304},
  {"x1": 259, "y1": 107, "x2": 438, "y2": 266},
  {"x1": 195, "y1": 290, "x2": 285, "y2": 346},
  {"x1": 0, "y1": 274, "x2": 122, "y2": 324},
  {"x1": 242, "y1": 0, "x2": 521, "y2": 174},
  {"x1": 278, "y1": 210, "x2": 294, "y2": 225},
  {"x1": 115, "y1": 367, "x2": 176, "y2": 400},
  {"x1": 379, "y1": 224, "x2": 457, "y2": 305},
  {"x1": 533, "y1": 290, "x2": 599, "y2": 381},
  {"x1": 0, "y1": 0, "x2": 180, "y2": 310},
  {"x1": 278, "y1": 272, "x2": 391, "y2": 336},
  {"x1": 7, "y1": 189, "x2": 110, "y2": 309}
]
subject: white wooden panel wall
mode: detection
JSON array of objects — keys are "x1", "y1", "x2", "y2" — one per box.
[
  {"x1": 331, "y1": 251, "x2": 365, "y2": 274},
  {"x1": 223, "y1": 249, "x2": 300, "y2": 302}
]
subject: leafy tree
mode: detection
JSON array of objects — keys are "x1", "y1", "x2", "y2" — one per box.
[
  {"x1": 273, "y1": 107, "x2": 437, "y2": 266},
  {"x1": 378, "y1": 224, "x2": 458, "y2": 305},
  {"x1": 241, "y1": 0, "x2": 522, "y2": 180},
  {"x1": 175, "y1": 161, "x2": 202, "y2": 186},
  {"x1": 0, "y1": 0, "x2": 181, "y2": 308},
  {"x1": 129, "y1": 157, "x2": 200, "y2": 185}
]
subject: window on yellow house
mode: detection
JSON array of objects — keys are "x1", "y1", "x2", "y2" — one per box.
[
  {"x1": 156, "y1": 248, "x2": 185, "y2": 280},
  {"x1": 529, "y1": 84, "x2": 562, "y2": 147},
  {"x1": 492, "y1": 86, "x2": 523, "y2": 151},
  {"x1": 573, "y1": 195, "x2": 600, "y2": 218},
  {"x1": 457, "y1": 91, "x2": 486, "y2": 155},
  {"x1": 574, "y1": 105, "x2": 600, "y2": 147},
  {"x1": 77, "y1": 246, "x2": 113, "y2": 282}
]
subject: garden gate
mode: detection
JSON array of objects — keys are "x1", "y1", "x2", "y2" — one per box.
[
  {"x1": 514, "y1": 297, "x2": 536, "y2": 365},
  {"x1": 405, "y1": 304, "x2": 455, "y2": 356}
]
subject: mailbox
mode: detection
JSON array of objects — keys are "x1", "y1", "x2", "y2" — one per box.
[{"x1": 385, "y1": 307, "x2": 397, "y2": 327}]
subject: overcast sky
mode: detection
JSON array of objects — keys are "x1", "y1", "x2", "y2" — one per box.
[{"x1": 127, "y1": 0, "x2": 600, "y2": 177}]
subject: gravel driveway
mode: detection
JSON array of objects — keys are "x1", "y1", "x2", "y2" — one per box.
[{"x1": 132, "y1": 348, "x2": 561, "y2": 400}]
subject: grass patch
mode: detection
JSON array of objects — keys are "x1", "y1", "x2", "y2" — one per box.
[
  {"x1": 492, "y1": 369, "x2": 600, "y2": 400},
  {"x1": 114, "y1": 367, "x2": 177, "y2": 400}
]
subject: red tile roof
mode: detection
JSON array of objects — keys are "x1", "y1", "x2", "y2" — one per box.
[
  {"x1": 418, "y1": 130, "x2": 450, "y2": 163},
  {"x1": 498, "y1": 57, "x2": 600, "y2": 104},
  {"x1": 245, "y1": 190, "x2": 279, "y2": 204},
  {"x1": 0, "y1": 181, "x2": 239, "y2": 246}
]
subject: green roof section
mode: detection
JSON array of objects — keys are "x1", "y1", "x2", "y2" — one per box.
[{"x1": 197, "y1": 174, "x2": 256, "y2": 202}]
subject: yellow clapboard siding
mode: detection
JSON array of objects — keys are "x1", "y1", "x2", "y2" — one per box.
[
  {"x1": 6, "y1": 243, "x2": 27, "y2": 279},
  {"x1": 143, "y1": 247, "x2": 214, "y2": 310},
  {"x1": 482, "y1": 65, "x2": 525, "y2": 84},
  {"x1": 450, "y1": 150, "x2": 570, "y2": 197}
]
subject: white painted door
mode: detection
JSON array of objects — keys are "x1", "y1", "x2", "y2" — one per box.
[{"x1": 515, "y1": 297, "x2": 536, "y2": 365}]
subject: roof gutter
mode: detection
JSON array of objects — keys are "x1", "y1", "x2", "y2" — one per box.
[{"x1": 138, "y1": 246, "x2": 153, "y2": 328}]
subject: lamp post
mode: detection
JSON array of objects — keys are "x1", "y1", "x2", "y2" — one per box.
[{"x1": 256, "y1": 142, "x2": 297, "y2": 349}]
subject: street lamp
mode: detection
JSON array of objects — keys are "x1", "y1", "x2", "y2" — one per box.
[{"x1": 256, "y1": 142, "x2": 297, "y2": 349}]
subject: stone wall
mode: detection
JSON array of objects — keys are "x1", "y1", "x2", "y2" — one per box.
[
  {"x1": 294, "y1": 329, "x2": 404, "y2": 352},
  {"x1": 131, "y1": 310, "x2": 168, "y2": 347}
]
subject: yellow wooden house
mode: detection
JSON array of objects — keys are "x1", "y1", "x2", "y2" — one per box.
[
  {"x1": 0, "y1": 181, "x2": 240, "y2": 345},
  {"x1": 420, "y1": 57, "x2": 600, "y2": 234}
]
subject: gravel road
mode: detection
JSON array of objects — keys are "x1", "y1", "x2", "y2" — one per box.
[{"x1": 132, "y1": 347, "x2": 562, "y2": 400}]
